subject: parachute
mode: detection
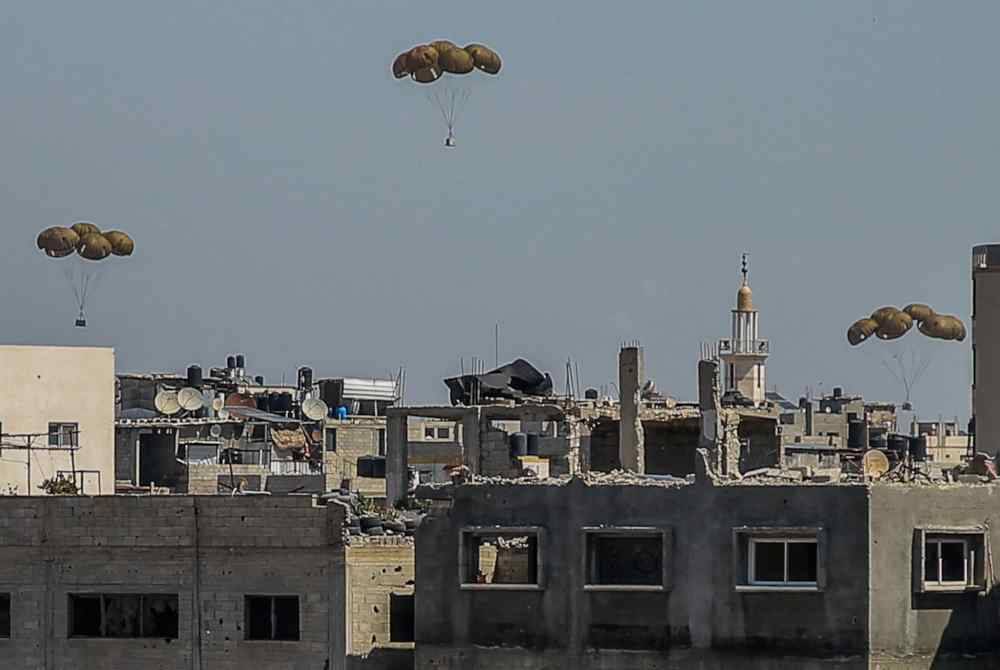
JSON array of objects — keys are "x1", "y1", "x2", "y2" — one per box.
[
  {"x1": 36, "y1": 224, "x2": 135, "y2": 327},
  {"x1": 391, "y1": 40, "x2": 502, "y2": 147},
  {"x1": 846, "y1": 303, "x2": 966, "y2": 405}
]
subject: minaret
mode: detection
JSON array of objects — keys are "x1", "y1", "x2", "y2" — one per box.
[{"x1": 718, "y1": 254, "x2": 769, "y2": 406}]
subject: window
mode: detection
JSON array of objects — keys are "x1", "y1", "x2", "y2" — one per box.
[
  {"x1": 68, "y1": 594, "x2": 178, "y2": 639},
  {"x1": 245, "y1": 596, "x2": 299, "y2": 641},
  {"x1": 48, "y1": 423, "x2": 78, "y2": 448},
  {"x1": 424, "y1": 427, "x2": 435, "y2": 439},
  {"x1": 389, "y1": 593, "x2": 414, "y2": 643},
  {"x1": 749, "y1": 539, "x2": 817, "y2": 587},
  {"x1": 733, "y1": 528, "x2": 824, "y2": 591},
  {"x1": 918, "y1": 530, "x2": 985, "y2": 592},
  {"x1": 460, "y1": 527, "x2": 544, "y2": 590},
  {"x1": 325, "y1": 428, "x2": 337, "y2": 452},
  {"x1": 436, "y1": 427, "x2": 450, "y2": 440},
  {"x1": 584, "y1": 528, "x2": 670, "y2": 591},
  {"x1": 0, "y1": 594, "x2": 9, "y2": 638},
  {"x1": 377, "y1": 429, "x2": 386, "y2": 457}
]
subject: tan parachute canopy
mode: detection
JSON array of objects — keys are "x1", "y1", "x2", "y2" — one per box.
[
  {"x1": 78, "y1": 233, "x2": 112, "y2": 261},
  {"x1": 391, "y1": 40, "x2": 502, "y2": 82},
  {"x1": 36, "y1": 227, "x2": 80, "y2": 258},
  {"x1": 847, "y1": 305, "x2": 966, "y2": 345},
  {"x1": 71, "y1": 222, "x2": 101, "y2": 239},
  {"x1": 103, "y1": 231, "x2": 135, "y2": 257}
]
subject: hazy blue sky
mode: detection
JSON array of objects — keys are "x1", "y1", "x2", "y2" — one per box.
[{"x1": 2, "y1": 2, "x2": 997, "y2": 419}]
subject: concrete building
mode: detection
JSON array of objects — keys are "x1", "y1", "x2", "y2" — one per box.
[
  {"x1": 0, "y1": 346, "x2": 115, "y2": 495},
  {"x1": 0, "y1": 494, "x2": 413, "y2": 670},
  {"x1": 972, "y1": 244, "x2": 1000, "y2": 455},
  {"x1": 415, "y1": 473, "x2": 1000, "y2": 668},
  {"x1": 718, "y1": 255, "x2": 769, "y2": 407}
]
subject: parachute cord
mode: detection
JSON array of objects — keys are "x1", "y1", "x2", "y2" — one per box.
[{"x1": 63, "y1": 266, "x2": 84, "y2": 311}]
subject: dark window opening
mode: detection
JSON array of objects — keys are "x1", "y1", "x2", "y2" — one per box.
[
  {"x1": 925, "y1": 538, "x2": 969, "y2": 585},
  {"x1": 462, "y1": 532, "x2": 540, "y2": 586},
  {"x1": 245, "y1": 596, "x2": 299, "y2": 641},
  {"x1": 0, "y1": 594, "x2": 10, "y2": 638},
  {"x1": 749, "y1": 539, "x2": 817, "y2": 586},
  {"x1": 587, "y1": 534, "x2": 663, "y2": 586},
  {"x1": 389, "y1": 594, "x2": 415, "y2": 643},
  {"x1": 325, "y1": 429, "x2": 337, "y2": 453},
  {"x1": 377, "y1": 429, "x2": 386, "y2": 457},
  {"x1": 436, "y1": 427, "x2": 450, "y2": 440},
  {"x1": 68, "y1": 594, "x2": 178, "y2": 639},
  {"x1": 424, "y1": 427, "x2": 435, "y2": 439}
]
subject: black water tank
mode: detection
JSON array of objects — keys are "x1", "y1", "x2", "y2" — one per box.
[
  {"x1": 187, "y1": 365, "x2": 203, "y2": 389},
  {"x1": 509, "y1": 433, "x2": 528, "y2": 457},
  {"x1": 886, "y1": 434, "x2": 908, "y2": 454},
  {"x1": 869, "y1": 432, "x2": 887, "y2": 450},
  {"x1": 226, "y1": 355, "x2": 237, "y2": 370},
  {"x1": 298, "y1": 367, "x2": 313, "y2": 390},
  {"x1": 527, "y1": 433, "x2": 541, "y2": 456},
  {"x1": 798, "y1": 397, "x2": 809, "y2": 409},
  {"x1": 256, "y1": 395, "x2": 271, "y2": 412},
  {"x1": 357, "y1": 456, "x2": 386, "y2": 479},
  {"x1": 254, "y1": 375, "x2": 265, "y2": 385},
  {"x1": 909, "y1": 436, "x2": 927, "y2": 462},
  {"x1": 848, "y1": 420, "x2": 863, "y2": 449},
  {"x1": 584, "y1": 388, "x2": 599, "y2": 400},
  {"x1": 236, "y1": 354, "x2": 246, "y2": 369},
  {"x1": 833, "y1": 387, "x2": 843, "y2": 399},
  {"x1": 269, "y1": 393, "x2": 292, "y2": 414}
]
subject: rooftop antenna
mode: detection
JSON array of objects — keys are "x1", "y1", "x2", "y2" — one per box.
[{"x1": 495, "y1": 322, "x2": 500, "y2": 368}]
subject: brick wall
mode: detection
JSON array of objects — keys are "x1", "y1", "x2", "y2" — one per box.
[{"x1": 346, "y1": 537, "x2": 415, "y2": 658}]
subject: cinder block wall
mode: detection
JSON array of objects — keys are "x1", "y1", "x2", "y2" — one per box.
[
  {"x1": 345, "y1": 537, "x2": 415, "y2": 657},
  {"x1": 0, "y1": 496, "x2": 345, "y2": 670}
]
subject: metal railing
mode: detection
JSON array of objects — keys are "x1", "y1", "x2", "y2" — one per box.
[
  {"x1": 717, "y1": 338, "x2": 769, "y2": 355},
  {"x1": 269, "y1": 460, "x2": 318, "y2": 475}
]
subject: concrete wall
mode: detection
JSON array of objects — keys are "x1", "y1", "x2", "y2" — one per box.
[
  {"x1": 869, "y1": 485, "x2": 1000, "y2": 665},
  {"x1": 325, "y1": 421, "x2": 386, "y2": 497},
  {"x1": 0, "y1": 346, "x2": 115, "y2": 495},
  {"x1": 345, "y1": 537, "x2": 415, "y2": 669},
  {"x1": 415, "y1": 480, "x2": 869, "y2": 668},
  {"x1": 973, "y1": 250, "x2": 1000, "y2": 456}
]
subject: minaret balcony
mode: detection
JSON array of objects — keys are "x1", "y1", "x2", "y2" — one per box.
[{"x1": 718, "y1": 338, "x2": 770, "y2": 356}]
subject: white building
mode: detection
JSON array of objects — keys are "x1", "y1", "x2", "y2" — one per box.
[
  {"x1": 0, "y1": 346, "x2": 115, "y2": 494},
  {"x1": 718, "y1": 255, "x2": 770, "y2": 406}
]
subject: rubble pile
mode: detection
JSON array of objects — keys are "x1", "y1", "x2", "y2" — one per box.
[{"x1": 321, "y1": 489, "x2": 425, "y2": 542}]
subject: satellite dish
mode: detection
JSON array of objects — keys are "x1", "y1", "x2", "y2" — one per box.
[
  {"x1": 212, "y1": 394, "x2": 226, "y2": 412},
  {"x1": 302, "y1": 397, "x2": 329, "y2": 421},
  {"x1": 177, "y1": 387, "x2": 205, "y2": 412},
  {"x1": 862, "y1": 449, "x2": 890, "y2": 480},
  {"x1": 154, "y1": 390, "x2": 181, "y2": 416},
  {"x1": 209, "y1": 424, "x2": 223, "y2": 439}
]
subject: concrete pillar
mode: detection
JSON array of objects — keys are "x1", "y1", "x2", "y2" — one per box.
[
  {"x1": 385, "y1": 413, "x2": 409, "y2": 506},
  {"x1": 618, "y1": 345, "x2": 645, "y2": 473},
  {"x1": 698, "y1": 360, "x2": 722, "y2": 474},
  {"x1": 461, "y1": 408, "x2": 481, "y2": 474}
]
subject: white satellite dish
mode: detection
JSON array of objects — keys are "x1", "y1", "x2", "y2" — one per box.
[
  {"x1": 154, "y1": 390, "x2": 181, "y2": 416},
  {"x1": 177, "y1": 387, "x2": 205, "y2": 412},
  {"x1": 862, "y1": 449, "x2": 890, "y2": 480},
  {"x1": 212, "y1": 394, "x2": 226, "y2": 412},
  {"x1": 301, "y1": 397, "x2": 329, "y2": 421},
  {"x1": 209, "y1": 424, "x2": 223, "y2": 439}
]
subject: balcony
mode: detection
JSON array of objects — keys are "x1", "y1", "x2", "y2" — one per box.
[
  {"x1": 269, "y1": 460, "x2": 319, "y2": 476},
  {"x1": 718, "y1": 339, "x2": 770, "y2": 356}
]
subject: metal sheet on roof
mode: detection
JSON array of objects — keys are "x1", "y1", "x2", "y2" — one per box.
[{"x1": 339, "y1": 378, "x2": 398, "y2": 401}]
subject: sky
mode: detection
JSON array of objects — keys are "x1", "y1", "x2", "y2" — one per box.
[{"x1": 1, "y1": 2, "x2": 997, "y2": 420}]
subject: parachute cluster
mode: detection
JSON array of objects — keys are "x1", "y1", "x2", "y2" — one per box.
[
  {"x1": 36, "y1": 223, "x2": 135, "y2": 327},
  {"x1": 392, "y1": 41, "x2": 502, "y2": 82},
  {"x1": 37, "y1": 223, "x2": 134, "y2": 261},
  {"x1": 847, "y1": 304, "x2": 966, "y2": 346}
]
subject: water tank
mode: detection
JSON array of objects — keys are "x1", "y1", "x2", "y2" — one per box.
[
  {"x1": 527, "y1": 433, "x2": 541, "y2": 456},
  {"x1": 584, "y1": 388, "x2": 599, "y2": 400},
  {"x1": 833, "y1": 387, "x2": 843, "y2": 399},
  {"x1": 869, "y1": 432, "x2": 888, "y2": 450},
  {"x1": 226, "y1": 355, "x2": 237, "y2": 370},
  {"x1": 886, "y1": 434, "x2": 908, "y2": 454},
  {"x1": 509, "y1": 433, "x2": 528, "y2": 457},
  {"x1": 269, "y1": 393, "x2": 292, "y2": 415},
  {"x1": 236, "y1": 354, "x2": 246, "y2": 369},
  {"x1": 909, "y1": 436, "x2": 928, "y2": 462},
  {"x1": 187, "y1": 365, "x2": 203, "y2": 389},
  {"x1": 256, "y1": 395, "x2": 271, "y2": 412},
  {"x1": 357, "y1": 456, "x2": 386, "y2": 479},
  {"x1": 298, "y1": 367, "x2": 314, "y2": 390},
  {"x1": 847, "y1": 420, "x2": 864, "y2": 450},
  {"x1": 336, "y1": 406, "x2": 348, "y2": 421},
  {"x1": 254, "y1": 375, "x2": 265, "y2": 385},
  {"x1": 798, "y1": 397, "x2": 809, "y2": 409}
]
